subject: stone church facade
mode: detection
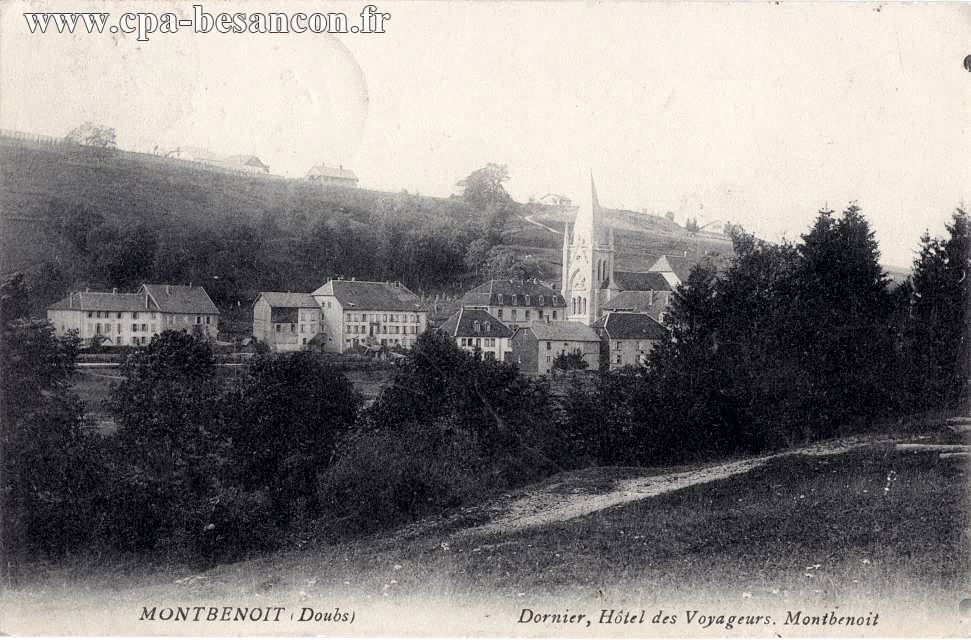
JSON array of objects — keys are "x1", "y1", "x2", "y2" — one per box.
[{"x1": 561, "y1": 177, "x2": 676, "y2": 326}]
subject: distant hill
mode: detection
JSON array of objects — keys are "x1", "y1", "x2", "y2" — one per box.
[{"x1": 0, "y1": 133, "x2": 736, "y2": 300}]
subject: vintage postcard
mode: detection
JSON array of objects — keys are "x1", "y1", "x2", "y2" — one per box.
[{"x1": 1, "y1": 0, "x2": 969, "y2": 636}]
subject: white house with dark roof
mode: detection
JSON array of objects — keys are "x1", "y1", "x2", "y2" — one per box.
[
  {"x1": 460, "y1": 279, "x2": 566, "y2": 327},
  {"x1": 47, "y1": 283, "x2": 219, "y2": 346},
  {"x1": 312, "y1": 279, "x2": 426, "y2": 353},
  {"x1": 507, "y1": 320, "x2": 601, "y2": 375},
  {"x1": 306, "y1": 164, "x2": 359, "y2": 188},
  {"x1": 592, "y1": 311, "x2": 669, "y2": 369},
  {"x1": 253, "y1": 292, "x2": 322, "y2": 351},
  {"x1": 439, "y1": 308, "x2": 512, "y2": 361}
]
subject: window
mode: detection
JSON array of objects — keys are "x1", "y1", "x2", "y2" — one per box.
[
  {"x1": 538, "y1": 296, "x2": 544, "y2": 306},
  {"x1": 511, "y1": 295, "x2": 518, "y2": 305},
  {"x1": 300, "y1": 324, "x2": 305, "y2": 333},
  {"x1": 552, "y1": 310, "x2": 557, "y2": 320},
  {"x1": 475, "y1": 338, "x2": 481, "y2": 347},
  {"x1": 117, "y1": 312, "x2": 122, "y2": 319},
  {"x1": 117, "y1": 324, "x2": 122, "y2": 334},
  {"x1": 547, "y1": 342, "x2": 552, "y2": 351},
  {"x1": 484, "y1": 322, "x2": 491, "y2": 332},
  {"x1": 472, "y1": 321, "x2": 480, "y2": 333},
  {"x1": 615, "y1": 354, "x2": 622, "y2": 364},
  {"x1": 133, "y1": 312, "x2": 139, "y2": 320},
  {"x1": 512, "y1": 309, "x2": 518, "y2": 321},
  {"x1": 525, "y1": 310, "x2": 531, "y2": 321},
  {"x1": 276, "y1": 324, "x2": 281, "y2": 332},
  {"x1": 525, "y1": 295, "x2": 531, "y2": 305},
  {"x1": 95, "y1": 323, "x2": 102, "y2": 334},
  {"x1": 383, "y1": 314, "x2": 388, "y2": 322},
  {"x1": 497, "y1": 294, "x2": 503, "y2": 304},
  {"x1": 303, "y1": 338, "x2": 307, "y2": 345},
  {"x1": 87, "y1": 311, "x2": 93, "y2": 318},
  {"x1": 141, "y1": 324, "x2": 147, "y2": 332},
  {"x1": 196, "y1": 316, "x2": 201, "y2": 324},
  {"x1": 205, "y1": 316, "x2": 211, "y2": 325},
  {"x1": 131, "y1": 324, "x2": 138, "y2": 332},
  {"x1": 497, "y1": 309, "x2": 503, "y2": 319},
  {"x1": 150, "y1": 324, "x2": 156, "y2": 333},
  {"x1": 151, "y1": 312, "x2": 156, "y2": 319},
  {"x1": 616, "y1": 341, "x2": 622, "y2": 350}
]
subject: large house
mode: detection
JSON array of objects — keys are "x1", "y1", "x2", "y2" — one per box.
[
  {"x1": 47, "y1": 284, "x2": 219, "y2": 346},
  {"x1": 312, "y1": 279, "x2": 426, "y2": 353},
  {"x1": 591, "y1": 311, "x2": 668, "y2": 369},
  {"x1": 439, "y1": 308, "x2": 512, "y2": 361},
  {"x1": 507, "y1": 320, "x2": 601, "y2": 375},
  {"x1": 459, "y1": 279, "x2": 566, "y2": 327},
  {"x1": 252, "y1": 292, "x2": 322, "y2": 351},
  {"x1": 306, "y1": 164, "x2": 359, "y2": 188}
]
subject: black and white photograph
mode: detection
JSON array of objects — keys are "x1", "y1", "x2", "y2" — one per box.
[{"x1": 0, "y1": 1, "x2": 969, "y2": 635}]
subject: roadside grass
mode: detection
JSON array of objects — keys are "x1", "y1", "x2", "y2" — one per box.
[{"x1": 445, "y1": 446, "x2": 969, "y2": 603}]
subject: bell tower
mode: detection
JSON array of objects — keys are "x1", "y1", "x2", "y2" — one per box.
[{"x1": 561, "y1": 175, "x2": 615, "y2": 325}]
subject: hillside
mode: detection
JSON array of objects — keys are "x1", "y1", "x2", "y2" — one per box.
[{"x1": 1, "y1": 134, "x2": 735, "y2": 308}]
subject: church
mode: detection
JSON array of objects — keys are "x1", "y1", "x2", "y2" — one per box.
[{"x1": 560, "y1": 177, "x2": 678, "y2": 326}]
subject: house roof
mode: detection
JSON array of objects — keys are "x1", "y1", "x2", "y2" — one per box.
[
  {"x1": 601, "y1": 290, "x2": 667, "y2": 321},
  {"x1": 613, "y1": 270, "x2": 672, "y2": 292},
  {"x1": 256, "y1": 292, "x2": 318, "y2": 309},
  {"x1": 141, "y1": 284, "x2": 219, "y2": 314},
  {"x1": 649, "y1": 255, "x2": 695, "y2": 281},
  {"x1": 47, "y1": 291, "x2": 148, "y2": 312},
  {"x1": 592, "y1": 312, "x2": 668, "y2": 341},
  {"x1": 224, "y1": 155, "x2": 269, "y2": 170},
  {"x1": 307, "y1": 164, "x2": 358, "y2": 181},
  {"x1": 461, "y1": 279, "x2": 566, "y2": 309},
  {"x1": 525, "y1": 320, "x2": 600, "y2": 342},
  {"x1": 312, "y1": 280, "x2": 421, "y2": 312},
  {"x1": 440, "y1": 308, "x2": 512, "y2": 338}
]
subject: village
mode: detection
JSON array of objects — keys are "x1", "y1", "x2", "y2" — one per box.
[{"x1": 44, "y1": 179, "x2": 692, "y2": 376}]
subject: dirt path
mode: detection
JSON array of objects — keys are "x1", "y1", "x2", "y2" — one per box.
[{"x1": 455, "y1": 437, "x2": 885, "y2": 539}]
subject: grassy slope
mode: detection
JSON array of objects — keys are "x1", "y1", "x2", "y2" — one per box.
[
  {"x1": 3, "y1": 444, "x2": 965, "y2": 634},
  {"x1": 1, "y1": 137, "x2": 734, "y2": 283}
]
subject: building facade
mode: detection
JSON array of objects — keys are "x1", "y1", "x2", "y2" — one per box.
[
  {"x1": 460, "y1": 279, "x2": 566, "y2": 327},
  {"x1": 312, "y1": 279, "x2": 426, "y2": 353},
  {"x1": 507, "y1": 320, "x2": 601, "y2": 375},
  {"x1": 47, "y1": 284, "x2": 219, "y2": 345},
  {"x1": 439, "y1": 308, "x2": 512, "y2": 361},
  {"x1": 306, "y1": 164, "x2": 359, "y2": 188},
  {"x1": 591, "y1": 311, "x2": 669, "y2": 369},
  {"x1": 253, "y1": 292, "x2": 322, "y2": 351}
]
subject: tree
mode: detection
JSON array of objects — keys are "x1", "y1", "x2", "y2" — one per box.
[
  {"x1": 1, "y1": 274, "x2": 95, "y2": 571},
  {"x1": 552, "y1": 350, "x2": 589, "y2": 371},
  {"x1": 65, "y1": 122, "x2": 116, "y2": 149},
  {"x1": 903, "y1": 209, "x2": 971, "y2": 410},
  {"x1": 227, "y1": 352, "x2": 360, "y2": 522},
  {"x1": 457, "y1": 163, "x2": 513, "y2": 209}
]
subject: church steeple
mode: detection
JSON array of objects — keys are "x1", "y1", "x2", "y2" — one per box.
[{"x1": 562, "y1": 173, "x2": 616, "y2": 326}]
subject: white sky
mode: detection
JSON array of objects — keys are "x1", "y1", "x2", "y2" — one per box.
[{"x1": 2, "y1": 1, "x2": 969, "y2": 267}]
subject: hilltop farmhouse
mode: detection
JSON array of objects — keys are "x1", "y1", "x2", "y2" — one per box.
[
  {"x1": 47, "y1": 284, "x2": 219, "y2": 345},
  {"x1": 306, "y1": 163, "x2": 359, "y2": 188}
]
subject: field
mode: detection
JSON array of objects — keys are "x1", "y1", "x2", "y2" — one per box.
[{"x1": 2, "y1": 439, "x2": 965, "y2": 635}]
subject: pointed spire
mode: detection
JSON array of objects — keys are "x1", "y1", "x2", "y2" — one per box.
[{"x1": 573, "y1": 172, "x2": 608, "y2": 247}]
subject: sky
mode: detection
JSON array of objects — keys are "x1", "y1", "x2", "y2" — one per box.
[{"x1": 2, "y1": 1, "x2": 969, "y2": 267}]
